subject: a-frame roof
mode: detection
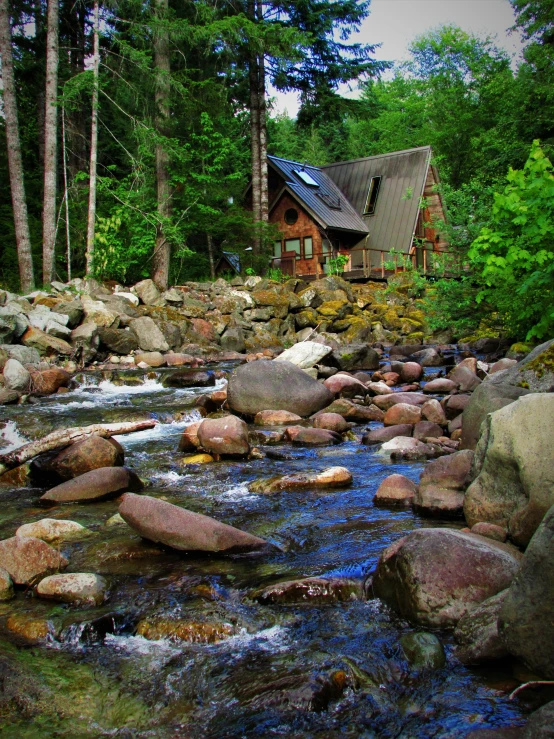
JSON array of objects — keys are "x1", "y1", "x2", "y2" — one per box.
[
  {"x1": 268, "y1": 155, "x2": 369, "y2": 235},
  {"x1": 322, "y1": 146, "x2": 433, "y2": 253}
]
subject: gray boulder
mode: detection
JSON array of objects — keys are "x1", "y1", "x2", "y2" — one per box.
[
  {"x1": 461, "y1": 382, "x2": 532, "y2": 451},
  {"x1": 220, "y1": 327, "x2": 246, "y2": 353},
  {"x1": 98, "y1": 327, "x2": 139, "y2": 354},
  {"x1": 454, "y1": 590, "x2": 509, "y2": 664},
  {"x1": 129, "y1": 316, "x2": 169, "y2": 352},
  {"x1": 464, "y1": 394, "x2": 554, "y2": 546},
  {"x1": 0, "y1": 344, "x2": 41, "y2": 364},
  {"x1": 522, "y1": 702, "x2": 554, "y2": 739},
  {"x1": 499, "y1": 504, "x2": 554, "y2": 679},
  {"x1": 227, "y1": 359, "x2": 333, "y2": 417},
  {"x1": 3, "y1": 358, "x2": 30, "y2": 392},
  {"x1": 133, "y1": 278, "x2": 161, "y2": 306},
  {"x1": 330, "y1": 344, "x2": 380, "y2": 371}
]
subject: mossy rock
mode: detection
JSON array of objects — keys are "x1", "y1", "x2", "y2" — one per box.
[
  {"x1": 382, "y1": 308, "x2": 404, "y2": 330},
  {"x1": 507, "y1": 342, "x2": 534, "y2": 359},
  {"x1": 316, "y1": 299, "x2": 352, "y2": 319},
  {"x1": 406, "y1": 331, "x2": 425, "y2": 344},
  {"x1": 340, "y1": 317, "x2": 373, "y2": 344},
  {"x1": 525, "y1": 343, "x2": 554, "y2": 379}
]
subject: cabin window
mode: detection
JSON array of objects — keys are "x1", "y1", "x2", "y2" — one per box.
[
  {"x1": 284, "y1": 208, "x2": 299, "y2": 225},
  {"x1": 304, "y1": 237, "x2": 313, "y2": 259},
  {"x1": 364, "y1": 176, "x2": 382, "y2": 215},
  {"x1": 285, "y1": 238, "x2": 301, "y2": 259},
  {"x1": 274, "y1": 241, "x2": 281, "y2": 258},
  {"x1": 292, "y1": 168, "x2": 319, "y2": 187}
]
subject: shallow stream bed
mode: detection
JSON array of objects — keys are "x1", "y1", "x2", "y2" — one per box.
[{"x1": 0, "y1": 367, "x2": 528, "y2": 737}]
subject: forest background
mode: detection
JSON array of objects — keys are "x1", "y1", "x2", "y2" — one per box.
[{"x1": 0, "y1": 0, "x2": 553, "y2": 341}]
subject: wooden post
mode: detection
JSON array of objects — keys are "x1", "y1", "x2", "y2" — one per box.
[
  {"x1": 423, "y1": 247, "x2": 427, "y2": 274},
  {"x1": 394, "y1": 254, "x2": 398, "y2": 274},
  {"x1": 381, "y1": 251, "x2": 385, "y2": 279}
]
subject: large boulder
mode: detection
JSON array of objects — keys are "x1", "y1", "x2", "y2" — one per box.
[
  {"x1": 3, "y1": 358, "x2": 30, "y2": 392},
  {"x1": 413, "y1": 450, "x2": 474, "y2": 518},
  {"x1": 460, "y1": 383, "x2": 532, "y2": 450},
  {"x1": 522, "y1": 702, "x2": 554, "y2": 739},
  {"x1": 498, "y1": 504, "x2": 554, "y2": 679},
  {"x1": 30, "y1": 367, "x2": 71, "y2": 395},
  {"x1": 133, "y1": 278, "x2": 161, "y2": 306},
  {"x1": 464, "y1": 394, "x2": 554, "y2": 546},
  {"x1": 489, "y1": 338, "x2": 554, "y2": 393},
  {"x1": 0, "y1": 536, "x2": 68, "y2": 585},
  {"x1": 129, "y1": 316, "x2": 169, "y2": 352},
  {"x1": 384, "y1": 403, "x2": 422, "y2": 426},
  {"x1": 98, "y1": 327, "x2": 139, "y2": 354},
  {"x1": 41, "y1": 466, "x2": 143, "y2": 503},
  {"x1": 372, "y1": 529, "x2": 522, "y2": 627},
  {"x1": 274, "y1": 341, "x2": 332, "y2": 369},
  {"x1": 21, "y1": 326, "x2": 72, "y2": 355},
  {"x1": 227, "y1": 359, "x2": 333, "y2": 417},
  {"x1": 454, "y1": 590, "x2": 509, "y2": 664},
  {"x1": 197, "y1": 416, "x2": 250, "y2": 456},
  {"x1": 34, "y1": 436, "x2": 124, "y2": 483},
  {"x1": 119, "y1": 493, "x2": 273, "y2": 553},
  {"x1": 330, "y1": 344, "x2": 380, "y2": 371}
]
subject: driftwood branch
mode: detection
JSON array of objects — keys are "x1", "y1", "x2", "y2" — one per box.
[
  {"x1": 509, "y1": 681, "x2": 554, "y2": 700},
  {"x1": 0, "y1": 420, "x2": 157, "y2": 476}
]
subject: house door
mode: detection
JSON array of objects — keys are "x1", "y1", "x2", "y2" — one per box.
[{"x1": 280, "y1": 250, "x2": 296, "y2": 276}]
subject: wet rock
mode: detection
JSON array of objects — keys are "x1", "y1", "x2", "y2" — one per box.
[
  {"x1": 178, "y1": 421, "x2": 203, "y2": 451},
  {"x1": 181, "y1": 453, "x2": 214, "y2": 465},
  {"x1": 413, "y1": 450, "x2": 474, "y2": 517},
  {"x1": 70, "y1": 322, "x2": 99, "y2": 363},
  {"x1": 254, "y1": 410, "x2": 303, "y2": 426},
  {"x1": 244, "y1": 669, "x2": 346, "y2": 713},
  {"x1": 322, "y1": 398, "x2": 384, "y2": 422},
  {"x1": 163, "y1": 369, "x2": 215, "y2": 388},
  {"x1": 374, "y1": 474, "x2": 417, "y2": 507},
  {"x1": 362, "y1": 424, "x2": 413, "y2": 445},
  {"x1": 227, "y1": 359, "x2": 333, "y2": 417},
  {"x1": 461, "y1": 382, "x2": 532, "y2": 451},
  {"x1": 464, "y1": 394, "x2": 554, "y2": 545},
  {"x1": 0, "y1": 566, "x2": 14, "y2": 600},
  {"x1": 137, "y1": 617, "x2": 234, "y2": 643},
  {"x1": 471, "y1": 522, "x2": 507, "y2": 542},
  {"x1": 366, "y1": 381, "x2": 393, "y2": 396},
  {"x1": 413, "y1": 421, "x2": 443, "y2": 440},
  {"x1": 16, "y1": 518, "x2": 89, "y2": 542},
  {"x1": 292, "y1": 427, "x2": 342, "y2": 446},
  {"x1": 134, "y1": 351, "x2": 165, "y2": 367},
  {"x1": 255, "y1": 577, "x2": 363, "y2": 604},
  {"x1": 30, "y1": 367, "x2": 71, "y2": 395},
  {"x1": 133, "y1": 278, "x2": 161, "y2": 306},
  {"x1": 384, "y1": 403, "x2": 422, "y2": 426},
  {"x1": 449, "y1": 364, "x2": 482, "y2": 393},
  {"x1": 400, "y1": 362, "x2": 424, "y2": 383},
  {"x1": 372, "y1": 392, "x2": 427, "y2": 410},
  {"x1": 330, "y1": 344, "x2": 380, "y2": 371},
  {"x1": 400, "y1": 632, "x2": 446, "y2": 669},
  {"x1": 6, "y1": 614, "x2": 58, "y2": 643},
  {"x1": 37, "y1": 436, "x2": 124, "y2": 482},
  {"x1": 3, "y1": 358, "x2": 30, "y2": 392},
  {"x1": 0, "y1": 536, "x2": 68, "y2": 585},
  {"x1": 98, "y1": 327, "x2": 139, "y2": 354},
  {"x1": 41, "y1": 466, "x2": 143, "y2": 503},
  {"x1": 22, "y1": 326, "x2": 72, "y2": 355},
  {"x1": 36, "y1": 573, "x2": 107, "y2": 606},
  {"x1": 323, "y1": 373, "x2": 368, "y2": 397},
  {"x1": 119, "y1": 493, "x2": 274, "y2": 553},
  {"x1": 411, "y1": 347, "x2": 443, "y2": 367},
  {"x1": 372, "y1": 529, "x2": 522, "y2": 627},
  {"x1": 380, "y1": 436, "x2": 427, "y2": 457},
  {"x1": 522, "y1": 701, "x2": 554, "y2": 739},
  {"x1": 197, "y1": 415, "x2": 250, "y2": 456},
  {"x1": 0, "y1": 388, "x2": 20, "y2": 405},
  {"x1": 165, "y1": 352, "x2": 196, "y2": 366},
  {"x1": 499, "y1": 504, "x2": 554, "y2": 679},
  {"x1": 129, "y1": 316, "x2": 169, "y2": 352},
  {"x1": 274, "y1": 341, "x2": 332, "y2": 368},
  {"x1": 423, "y1": 378, "x2": 457, "y2": 394},
  {"x1": 249, "y1": 466, "x2": 352, "y2": 494},
  {"x1": 454, "y1": 590, "x2": 509, "y2": 664},
  {"x1": 313, "y1": 412, "x2": 350, "y2": 433}
]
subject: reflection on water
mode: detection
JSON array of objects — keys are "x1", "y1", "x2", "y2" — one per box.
[{"x1": 0, "y1": 367, "x2": 526, "y2": 737}]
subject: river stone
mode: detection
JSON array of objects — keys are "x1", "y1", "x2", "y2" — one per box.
[
  {"x1": 460, "y1": 382, "x2": 532, "y2": 451},
  {"x1": 522, "y1": 702, "x2": 554, "y2": 739},
  {"x1": 0, "y1": 344, "x2": 41, "y2": 364},
  {"x1": 372, "y1": 392, "x2": 427, "y2": 410},
  {"x1": 181, "y1": 453, "x2": 214, "y2": 465},
  {"x1": 41, "y1": 466, "x2": 143, "y2": 503},
  {"x1": 489, "y1": 358, "x2": 518, "y2": 374},
  {"x1": 498, "y1": 504, "x2": 554, "y2": 679},
  {"x1": 227, "y1": 359, "x2": 333, "y2": 417},
  {"x1": 162, "y1": 370, "x2": 215, "y2": 388},
  {"x1": 197, "y1": 415, "x2": 250, "y2": 456},
  {"x1": 0, "y1": 567, "x2": 14, "y2": 600},
  {"x1": 42, "y1": 436, "x2": 124, "y2": 481},
  {"x1": 36, "y1": 573, "x2": 107, "y2": 606},
  {"x1": 292, "y1": 427, "x2": 342, "y2": 446},
  {"x1": 16, "y1": 518, "x2": 89, "y2": 542},
  {"x1": 323, "y1": 374, "x2": 368, "y2": 398},
  {"x1": 413, "y1": 450, "x2": 474, "y2": 518},
  {"x1": 0, "y1": 536, "x2": 68, "y2": 585},
  {"x1": 366, "y1": 381, "x2": 393, "y2": 396},
  {"x1": 129, "y1": 316, "x2": 169, "y2": 352},
  {"x1": 380, "y1": 437, "x2": 426, "y2": 457},
  {"x1": 98, "y1": 327, "x2": 139, "y2": 354},
  {"x1": 448, "y1": 365, "x2": 482, "y2": 393},
  {"x1": 372, "y1": 529, "x2": 522, "y2": 627},
  {"x1": 135, "y1": 351, "x2": 165, "y2": 367},
  {"x1": 255, "y1": 577, "x2": 363, "y2": 605},
  {"x1": 312, "y1": 413, "x2": 350, "y2": 433},
  {"x1": 178, "y1": 421, "x2": 203, "y2": 451},
  {"x1": 471, "y1": 522, "x2": 507, "y2": 542},
  {"x1": 22, "y1": 326, "x2": 73, "y2": 355},
  {"x1": 3, "y1": 358, "x2": 30, "y2": 392},
  {"x1": 6, "y1": 614, "x2": 58, "y2": 643},
  {"x1": 413, "y1": 421, "x2": 443, "y2": 440},
  {"x1": 30, "y1": 367, "x2": 71, "y2": 395},
  {"x1": 119, "y1": 493, "x2": 274, "y2": 553},
  {"x1": 384, "y1": 403, "x2": 422, "y2": 426},
  {"x1": 254, "y1": 410, "x2": 303, "y2": 426},
  {"x1": 454, "y1": 590, "x2": 509, "y2": 664},
  {"x1": 133, "y1": 278, "x2": 161, "y2": 306},
  {"x1": 0, "y1": 388, "x2": 20, "y2": 405},
  {"x1": 400, "y1": 362, "x2": 424, "y2": 383},
  {"x1": 321, "y1": 398, "x2": 384, "y2": 422},
  {"x1": 400, "y1": 632, "x2": 446, "y2": 670},
  {"x1": 330, "y1": 344, "x2": 380, "y2": 371},
  {"x1": 249, "y1": 466, "x2": 352, "y2": 494},
  {"x1": 423, "y1": 378, "x2": 457, "y2": 394},
  {"x1": 374, "y1": 474, "x2": 417, "y2": 507},
  {"x1": 220, "y1": 327, "x2": 246, "y2": 353},
  {"x1": 464, "y1": 394, "x2": 554, "y2": 546},
  {"x1": 274, "y1": 341, "x2": 332, "y2": 369},
  {"x1": 137, "y1": 617, "x2": 234, "y2": 643},
  {"x1": 361, "y1": 425, "x2": 413, "y2": 445},
  {"x1": 421, "y1": 399, "x2": 447, "y2": 426}
]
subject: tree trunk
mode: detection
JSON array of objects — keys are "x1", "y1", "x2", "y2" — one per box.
[
  {"x1": 85, "y1": 0, "x2": 100, "y2": 276},
  {"x1": 0, "y1": 420, "x2": 157, "y2": 477},
  {"x1": 0, "y1": 0, "x2": 36, "y2": 292},
  {"x1": 152, "y1": 0, "x2": 171, "y2": 291},
  {"x1": 207, "y1": 232, "x2": 216, "y2": 279},
  {"x1": 248, "y1": 1, "x2": 261, "y2": 255},
  {"x1": 42, "y1": 0, "x2": 59, "y2": 285},
  {"x1": 257, "y1": 1, "x2": 268, "y2": 224}
]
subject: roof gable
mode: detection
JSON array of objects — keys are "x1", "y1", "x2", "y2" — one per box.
[{"x1": 268, "y1": 155, "x2": 368, "y2": 234}]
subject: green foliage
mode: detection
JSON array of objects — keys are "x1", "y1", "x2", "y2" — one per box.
[
  {"x1": 265, "y1": 266, "x2": 287, "y2": 282},
  {"x1": 326, "y1": 254, "x2": 349, "y2": 276},
  {"x1": 469, "y1": 141, "x2": 554, "y2": 340}
]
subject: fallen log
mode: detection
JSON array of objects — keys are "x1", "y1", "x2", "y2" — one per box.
[{"x1": 0, "y1": 420, "x2": 157, "y2": 477}]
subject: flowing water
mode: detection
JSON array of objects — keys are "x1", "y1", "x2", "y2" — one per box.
[{"x1": 0, "y1": 365, "x2": 527, "y2": 737}]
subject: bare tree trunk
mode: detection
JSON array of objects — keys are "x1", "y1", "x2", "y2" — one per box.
[
  {"x1": 258, "y1": 52, "x2": 268, "y2": 224},
  {"x1": 62, "y1": 106, "x2": 71, "y2": 280},
  {"x1": 85, "y1": 0, "x2": 100, "y2": 276},
  {"x1": 207, "y1": 232, "x2": 215, "y2": 279},
  {"x1": 42, "y1": 0, "x2": 59, "y2": 285},
  {"x1": 248, "y1": 1, "x2": 261, "y2": 256},
  {"x1": 0, "y1": 0, "x2": 35, "y2": 292},
  {"x1": 152, "y1": 0, "x2": 171, "y2": 290}
]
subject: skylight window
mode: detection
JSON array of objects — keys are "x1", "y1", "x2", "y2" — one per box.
[
  {"x1": 293, "y1": 168, "x2": 319, "y2": 187},
  {"x1": 317, "y1": 191, "x2": 342, "y2": 210}
]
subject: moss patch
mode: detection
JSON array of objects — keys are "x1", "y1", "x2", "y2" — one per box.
[{"x1": 525, "y1": 344, "x2": 554, "y2": 378}]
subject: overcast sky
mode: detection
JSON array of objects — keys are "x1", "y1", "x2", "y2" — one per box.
[{"x1": 272, "y1": 0, "x2": 525, "y2": 116}]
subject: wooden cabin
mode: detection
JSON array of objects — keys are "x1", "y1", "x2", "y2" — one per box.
[{"x1": 257, "y1": 147, "x2": 449, "y2": 280}]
